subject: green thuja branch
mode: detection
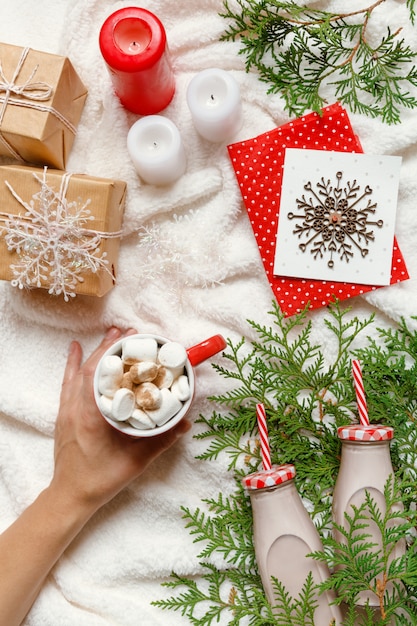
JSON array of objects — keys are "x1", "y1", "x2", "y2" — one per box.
[
  {"x1": 197, "y1": 300, "x2": 375, "y2": 521},
  {"x1": 407, "y1": 0, "x2": 416, "y2": 24},
  {"x1": 180, "y1": 483, "x2": 255, "y2": 569},
  {"x1": 355, "y1": 318, "x2": 417, "y2": 495},
  {"x1": 219, "y1": 0, "x2": 417, "y2": 124},
  {"x1": 156, "y1": 563, "x2": 276, "y2": 625},
  {"x1": 270, "y1": 572, "x2": 318, "y2": 625},
  {"x1": 313, "y1": 476, "x2": 417, "y2": 623},
  {"x1": 154, "y1": 302, "x2": 417, "y2": 624}
]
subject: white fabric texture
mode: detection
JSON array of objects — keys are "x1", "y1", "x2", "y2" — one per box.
[{"x1": 0, "y1": 1, "x2": 416, "y2": 624}]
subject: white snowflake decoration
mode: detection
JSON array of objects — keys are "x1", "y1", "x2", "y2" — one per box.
[
  {"x1": 137, "y1": 212, "x2": 225, "y2": 291},
  {"x1": 1, "y1": 169, "x2": 110, "y2": 301}
]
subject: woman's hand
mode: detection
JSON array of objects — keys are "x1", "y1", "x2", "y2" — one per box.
[
  {"x1": 51, "y1": 326, "x2": 191, "y2": 516},
  {"x1": 0, "y1": 328, "x2": 190, "y2": 626}
]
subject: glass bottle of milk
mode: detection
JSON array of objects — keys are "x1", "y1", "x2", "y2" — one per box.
[
  {"x1": 243, "y1": 463, "x2": 342, "y2": 624},
  {"x1": 332, "y1": 424, "x2": 405, "y2": 615}
]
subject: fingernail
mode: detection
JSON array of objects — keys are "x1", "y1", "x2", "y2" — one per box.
[
  {"x1": 68, "y1": 340, "x2": 77, "y2": 355},
  {"x1": 106, "y1": 327, "x2": 121, "y2": 339}
]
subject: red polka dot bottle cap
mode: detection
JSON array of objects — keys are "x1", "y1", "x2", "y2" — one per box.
[
  {"x1": 242, "y1": 464, "x2": 296, "y2": 490},
  {"x1": 337, "y1": 425, "x2": 394, "y2": 442}
]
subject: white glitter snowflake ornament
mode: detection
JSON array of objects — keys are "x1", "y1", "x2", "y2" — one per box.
[
  {"x1": 2, "y1": 168, "x2": 110, "y2": 301},
  {"x1": 136, "y1": 212, "x2": 225, "y2": 306}
]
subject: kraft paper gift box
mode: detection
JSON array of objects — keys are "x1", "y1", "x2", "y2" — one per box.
[
  {"x1": 0, "y1": 165, "x2": 126, "y2": 298},
  {"x1": 0, "y1": 43, "x2": 87, "y2": 169}
]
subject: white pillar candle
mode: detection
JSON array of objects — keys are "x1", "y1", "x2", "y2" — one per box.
[
  {"x1": 127, "y1": 115, "x2": 186, "y2": 186},
  {"x1": 186, "y1": 68, "x2": 243, "y2": 143}
]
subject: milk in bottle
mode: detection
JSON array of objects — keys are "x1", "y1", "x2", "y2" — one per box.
[
  {"x1": 243, "y1": 464, "x2": 342, "y2": 624},
  {"x1": 332, "y1": 425, "x2": 405, "y2": 611}
]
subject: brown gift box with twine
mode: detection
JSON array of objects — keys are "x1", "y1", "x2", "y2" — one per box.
[
  {"x1": 0, "y1": 43, "x2": 87, "y2": 169},
  {"x1": 0, "y1": 165, "x2": 126, "y2": 299}
]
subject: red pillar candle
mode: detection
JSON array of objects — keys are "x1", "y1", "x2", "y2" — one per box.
[{"x1": 99, "y1": 7, "x2": 175, "y2": 115}]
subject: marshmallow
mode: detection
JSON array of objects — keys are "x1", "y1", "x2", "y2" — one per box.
[
  {"x1": 98, "y1": 355, "x2": 124, "y2": 397},
  {"x1": 157, "y1": 341, "x2": 187, "y2": 370},
  {"x1": 171, "y1": 374, "x2": 192, "y2": 402},
  {"x1": 111, "y1": 388, "x2": 135, "y2": 421},
  {"x1": 98, "y1": 394, "x2": 114, "y2": 419},
  {"x1": 122, "y1": 337, "x2": 158, "y2": 364},
  {"x1": 129, "y1": 361, "x2": 159, "y2": 384},
  {"x1": 120, "y1": 371, "x2": 134, "y2": 390},
  {"x1": 135, "y1": 382, "x2": 162, "y2": 410},
  {"x1": 153, "y1": 365, "x2": 175, "y2": 389},
  {"x1": 145, "y1": 388, "x2": 182, "y2": 426},
  {"x1": 128, "y1": 408, "x2": 155, "y2": 430},
  {"x1": 96, "y1": 336, "x2": 194, "y2": 433}
]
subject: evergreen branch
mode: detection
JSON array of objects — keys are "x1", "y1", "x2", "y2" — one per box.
[
  {"x1": 156, "y1": 302, "x2": 417, "y2": 624},
  {"x1": 314, "y1": 476, "x2": 417, "y2": 621},
  {"x1": 219, "y1": 0, "x2": 417, "y2": 123},
  {"x1": 194, "y1": 413, "x2": 255, "y2": 470},
  {"x1": 180, "y1": 483, "x2": 256, "y2": 569},
  {"x1": 154, "y1": 565, "x2": 235, "y2": 625},
  {"x1": 270, "y1": 572, "x2": 318, "y2": 625},
  {"x1": 407, "y1": 0, "x2": 416, "y2": 24},
  {"x1": 154, "y1": 564, "x2": 275, "y2": 625}
]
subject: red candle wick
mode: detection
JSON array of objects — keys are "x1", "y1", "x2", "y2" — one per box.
[{"x1": 99, "y1": 7, "x2": 175, "y2": 115}]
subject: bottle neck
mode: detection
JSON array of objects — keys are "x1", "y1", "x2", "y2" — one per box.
[
  {"x1": 249, "y1": 477, "x2": 295, "y2": 495},
  {"x1": 338, "y1": 439, "x2": 394, "y2": 483},
  {"x1": 248, "y1": 479, "x2": 306, "y2": 516},
  {"x1": 341, "y1": 439, "x2": 391, "y2": 452}
]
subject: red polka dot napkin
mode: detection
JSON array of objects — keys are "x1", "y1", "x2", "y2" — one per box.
[{"x1": 227, "y1": 103, "x2": 409, "y2": 317}]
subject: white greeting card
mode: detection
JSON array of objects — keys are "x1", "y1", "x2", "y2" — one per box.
[{"x1": 273, "y1": 149, "x2": 402, "y2": 286}]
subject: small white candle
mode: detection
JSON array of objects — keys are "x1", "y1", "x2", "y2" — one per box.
[
  {"x1": 186, "y1": 68, "x2": 243, "y2": 143},
  {"x1": 127, "y1": 116, "x2": 186, "y2": 186}
]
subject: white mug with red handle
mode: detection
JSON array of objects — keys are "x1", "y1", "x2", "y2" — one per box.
[{"x1": 94, "y1": 333, "x2": 226, "y2": 437}]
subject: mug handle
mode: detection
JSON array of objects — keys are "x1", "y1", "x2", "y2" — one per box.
[{"x1": 186, "y1": 334, "x2": 227, "y2": 367}]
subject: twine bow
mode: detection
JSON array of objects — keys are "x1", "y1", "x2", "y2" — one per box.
[
  {"x1": 0, "y1": 47, "x2": 76, "y2": 161},
  {"x1": 0, "y1": 47, "x2": 53, "y2": 110}
]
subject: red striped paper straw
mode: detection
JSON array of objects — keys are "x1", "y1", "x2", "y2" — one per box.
[
  {"x1": 352, "y1": 359, "x2": 370, "y2": 426},
  {"x1": 256, "y1": 403, "x2": 272, "y2": 471}
]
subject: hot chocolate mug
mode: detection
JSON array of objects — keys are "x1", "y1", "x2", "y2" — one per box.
[{"x1": 94, "y1": 333, "x2": 226, "y2": 437}]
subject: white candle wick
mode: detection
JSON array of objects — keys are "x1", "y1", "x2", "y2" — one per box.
[
  {"x1": 127, "y1": 116, "x2": 186, "y2": 186},
  {"x1": 186, "y1": 68, "x2": 243, "y2": 143},
  {"x1": 207, "y1": 93, "x2": 218, "y2": 107}
]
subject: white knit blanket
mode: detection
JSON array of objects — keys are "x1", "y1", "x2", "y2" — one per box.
[{"x1": 0, "y1": 1, "x2": 416, "y2": 624}]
